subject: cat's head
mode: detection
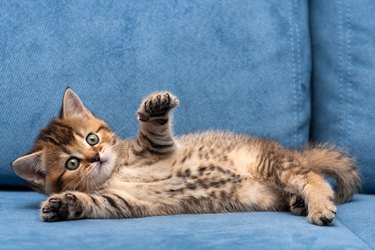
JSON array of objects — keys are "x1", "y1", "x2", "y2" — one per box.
[{"x1": 12, "y1": 88, "x2": 118, "y2": 194}]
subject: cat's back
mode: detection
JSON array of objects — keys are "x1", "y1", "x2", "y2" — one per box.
[
  {"x1": 176, "y1": 130, "x2": 258, "y2": 149},
  {"x1": 172, "y1": 131, "x2": 267, "y2": 175}
]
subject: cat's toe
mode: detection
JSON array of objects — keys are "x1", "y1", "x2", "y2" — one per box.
[
  {"x1": 148, "y1": 92, "x2": 178, "y2": 113},
  {"x1": 65, "y1": 193, "x2": 77, "y2": 204},
  {"x1": 307, "y1": 202, "x2": 336, "y2": 226},
  {"x1": 41, "y1": 197, "x2": 67, "y2": 222},
  {"x1": 40, "y1": 193, "x2": 79, "y2": 222},
  {"x1": 163, "y1": 92, "x2": 179, "y2": 109}
]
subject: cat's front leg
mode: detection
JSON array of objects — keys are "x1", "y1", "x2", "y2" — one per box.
[
  {"x1": 136, "y1": 92, "x2": 179, "y2": 154},
  {"x1": 41, "y1": 191, "x2": 145, "y2": 222}
]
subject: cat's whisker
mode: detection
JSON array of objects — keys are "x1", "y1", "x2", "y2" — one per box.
[
  {"x1": 88, "y1": 176, "x2": 99, "y2": 191},
  {"x1": 86, "y1": 164, "x2": 103, "y2": 190},
  {"x1": 64, "y1": 173, "x2": 85, "y2": 191},
  {"x1": 72, "y1": 166, "x2": 95, "y2": 191}
]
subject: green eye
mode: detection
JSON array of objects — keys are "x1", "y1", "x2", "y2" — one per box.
[
  {"x1": 65, "y1": 157, "x2": 80, "y2": 170},
  {"x1": 86, "y1": 133, "x2": 99, "y2": 146}
]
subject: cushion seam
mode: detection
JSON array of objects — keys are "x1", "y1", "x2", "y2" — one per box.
[
  {"x1": 289, "y1": 0, "x2": 300, "y2": 148},
  {"x1": 337, "y1": 0, "x2": 345, "y2": 146},
  {"x1": 337, "y1": 0, "x2": 353, "y2": 147},
  {"x1": 344, "y1": 0, "x2": 353, "y2": 148},
  {"x1": 294, "y1": 0, "x2": 303, "y2": 148}
]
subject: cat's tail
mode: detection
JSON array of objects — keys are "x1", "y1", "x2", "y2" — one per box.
[{"x1": 300, "y1": 144, "x2": 361, "y2": 204}]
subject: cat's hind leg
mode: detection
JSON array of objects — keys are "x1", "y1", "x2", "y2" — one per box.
[
  {"x1": 283, "y1": 170, "x2": 336, "y2": 225},
  {"x1": 136, "y1": 92, "x2": 179, "y2": 154},
  {"x1": 257, "y1": 151, "x2": 336, "y2": 225}
]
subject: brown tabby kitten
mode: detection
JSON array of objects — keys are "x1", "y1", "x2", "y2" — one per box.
[{"x1": 12, "y1": 88, "x2": 360, "y2": 226}]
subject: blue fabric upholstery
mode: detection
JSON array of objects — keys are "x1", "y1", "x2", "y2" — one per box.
[
  {"x1": 336, "y1": 195, "x2": 375, "y2": 249},
  {"x1": 1, "y1": 1, "x2": 374, "y2": 249},
  {"x1": 0, "y1": 191, "x2": 372, "y2": 250},
  {"x1": 0, "y1": 0, "x2": 311, "y2": 186},
  {"x1": 310, "y1": 0, "x2": 375, "y2": 194}
]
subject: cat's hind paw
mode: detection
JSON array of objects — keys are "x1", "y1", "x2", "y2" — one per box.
[
  {"x1": 307, "y1": 201, "x2": 336, "y2": 226},
  {"x1": 41, "y1": 192, "x2": 83, "y2": 222}
]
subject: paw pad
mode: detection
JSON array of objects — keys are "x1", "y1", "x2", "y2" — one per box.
[
  {"x1": 138, "y1": 92, "x2": 178, "y2": 121},
  {"x1": 41, "y1": 193, "x2": 80, "y2": 222}
]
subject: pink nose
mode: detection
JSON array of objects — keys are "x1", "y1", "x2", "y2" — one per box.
[{"x1": 89, "y1": 153, "x2": 101, "y2": 163}]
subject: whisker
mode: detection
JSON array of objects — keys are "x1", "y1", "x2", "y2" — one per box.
[
  {"x1": 72, "y1": 165, "x2": 96, "y2": 191},
  {"x1": 64, "y1": 173, "x2": 85, "y2": 191}
]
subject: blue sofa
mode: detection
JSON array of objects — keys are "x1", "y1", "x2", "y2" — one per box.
[{"x1": 1, "y1": 1, "x2": 374, "y2": 249}]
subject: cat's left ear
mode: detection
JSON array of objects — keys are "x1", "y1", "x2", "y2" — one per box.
[
  {"x1": 12, "y1": 151, "x2": 46, "y2": 187},
  {"x1": 60, "y1": 88, "x2": 93, "y2": 119}
]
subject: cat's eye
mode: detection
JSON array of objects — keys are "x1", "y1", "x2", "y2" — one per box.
[
  {"x1": 86, "y1": 133, "x2": 99, "y2": 146},
  {"x1": 65, "y1": 157, "x2": 80, "y2": 170}
]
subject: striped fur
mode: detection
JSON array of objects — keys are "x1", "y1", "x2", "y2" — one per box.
[{"x1": 12, "y1": 89, "x2": 361, "y2": 226}]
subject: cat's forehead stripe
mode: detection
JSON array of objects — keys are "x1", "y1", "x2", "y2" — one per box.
[
  {"x1": 75, "y1": 131, "x2": 84, "y2": 138},
  {"x1": 38, "y1": 120, "x2": 74, "y2": 145},
  {"x1": 96, "y1": 125, "x2": 111, "y2": 133}
]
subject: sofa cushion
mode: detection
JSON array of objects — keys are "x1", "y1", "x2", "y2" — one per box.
[
  {"x1": 336, "y1": 194, "x2": 375, "y2": 249},
  {"x1": 0, "y1": 191, "x2": 372, "y2": 250},
  {"x1": 0, "y1": 1, "x2": 311, "y2": 186},
  {"x1": 310, "y1": 0, "x2": 375, "y2": 193}
]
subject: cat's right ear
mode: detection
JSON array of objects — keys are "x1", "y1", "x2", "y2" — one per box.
[
  {"x1": 60, "y1": 88, "x2": 93, "y2": 119},
  {"x1": 12, "y1": 151, "x2": 46, "y2": 186}
]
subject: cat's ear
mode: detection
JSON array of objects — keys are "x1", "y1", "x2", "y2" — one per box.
[
  {"x1": 12, "y1": 151, "x2": 46, "y2": 186},
  {"x1": 60, "y1": 88, "x2": 92, "y2": 118}
]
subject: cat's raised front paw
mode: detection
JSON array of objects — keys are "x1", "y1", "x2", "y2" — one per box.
[
  {"x1": 137, "y1": 92, "x2": 179, "y2": 121},
  {"x1": 41, "y1": 193, "x2": 83, "y2": 222},
  {"x1": 307, "y1": 201, "x2": 336, "y2": 226}
]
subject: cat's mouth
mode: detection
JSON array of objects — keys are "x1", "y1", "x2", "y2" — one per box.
[
  {"x1": 90, "y1": 153, "x2": 113, "y2": 173},
  {"x1": 87, "y1": 149, "x2": 116, "y2": 187},
  {"x1": 93, "y1": 158, "x2": 108, "y2": 168}
]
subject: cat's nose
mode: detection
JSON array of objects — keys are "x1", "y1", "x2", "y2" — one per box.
[{"x1": 89, "y1": 153, "x2": 101, "y2": 163}]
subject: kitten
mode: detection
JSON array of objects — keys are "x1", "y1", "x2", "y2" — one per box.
[{"x1": 12, "y1": 88, "x2": 360, "y2": 225}]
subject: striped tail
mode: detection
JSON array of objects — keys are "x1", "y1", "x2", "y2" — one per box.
[{"x1": 300, "y1": 144, "x2": 361, "y2": 204}]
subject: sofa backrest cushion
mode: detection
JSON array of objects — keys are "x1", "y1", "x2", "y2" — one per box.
[
  {"x1": 311, "y1": 0, "x2": 375, "y2": 193},
  {"x1": 0, "y1": 1, "x2": 311, "y2": 187}
]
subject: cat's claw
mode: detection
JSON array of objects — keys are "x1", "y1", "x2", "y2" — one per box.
[
  {"x1": 41, "y1": 193, "x2": 82, "y2": 222},
  {"x1": 137, "y1": 92, "x2": 179, "y2": 121}
]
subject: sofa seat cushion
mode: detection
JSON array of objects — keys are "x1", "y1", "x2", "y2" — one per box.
[
  {"x1": 336, "y1": 194, "x2": 375, "y2": 249},
  {"x1": 0, "y1": 191, "x2": 372, "y2": 250}
]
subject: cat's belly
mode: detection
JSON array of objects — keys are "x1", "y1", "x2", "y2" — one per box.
[
  {"x1": 105, "y1": 133, "x2": 288, "y2": 214},
  {"x1": 108, "y1": 161, "x2": 286, "y2": 214}
]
